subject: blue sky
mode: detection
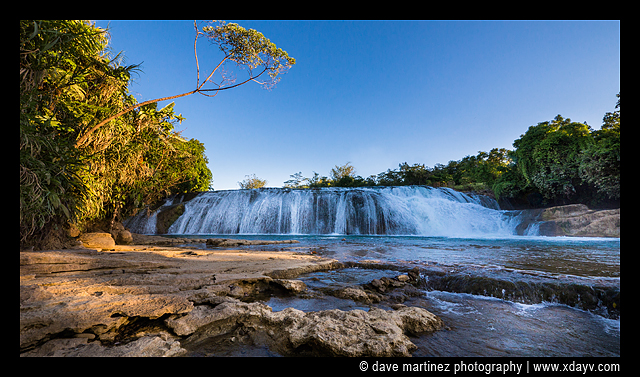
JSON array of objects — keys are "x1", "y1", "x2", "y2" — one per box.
[{"x1": 94, "y1": 20, "x2": 620, "y2": 190}]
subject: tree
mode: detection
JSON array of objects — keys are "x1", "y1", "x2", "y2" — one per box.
[
  {"x1": 330, "y1": 162, "x2": 356, "y2": 182},
  {"x1": 512, "y1": 115, "x2": 594, "y2": 203},
  {"x1": 74, "y1": 20, "x2": 295, "y2": 148},
  {"x1": 239, "y1": 174, "x2": 267, "y2": 189},
  {"x1": 283, "y1": 172, "x2": 309, "y2": 189},
  {"x1": 20, "y1": 20, "x2": 214, "y2": 248},
  {"x1": 308, "y1": 172, "x2": 331, "y2": 187},
  {"x1": 398, "y1": 162, "x2": 432, "y2": 185},
  {"x1": 579, "y1": 93, "x2": 620, "y2": 201}
]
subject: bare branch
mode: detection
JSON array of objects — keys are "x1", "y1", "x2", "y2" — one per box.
[{"x1": 74, "y1": 20, "x2": 294, "y2": 149}]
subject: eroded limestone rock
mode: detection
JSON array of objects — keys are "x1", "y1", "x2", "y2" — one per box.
[{"x1": 167, "y1": 299, "x2": 444, "y2": 357}]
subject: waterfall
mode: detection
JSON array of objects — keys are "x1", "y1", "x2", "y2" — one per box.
[{"x1": 127, "y1": 186, "x2": 527, "y2": 237}]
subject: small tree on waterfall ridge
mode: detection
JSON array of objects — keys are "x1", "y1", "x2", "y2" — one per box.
[{"x1": 239, "y1": 174, "x2": 268, "y2": 189}]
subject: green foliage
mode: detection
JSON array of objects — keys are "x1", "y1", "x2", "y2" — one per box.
[
  {"x1": 578, "y1": 93, "x2": 620, "y2": 200},
  {"x1": 287, "y1": 93, "x2": 619, "y2": 209},
  {"x1": 201, "y1": 21, "x2": 296, "y2": 90},
  {"x1": 239, "y1": 174, "x2": 268, "y2": 189},
  {"x1": 330, "y1": 162, "x2": 356, "y2": 182},
  {"x1": 284, "y1": 172, "x2": 310, "y2": 189},
  {"x1": 20, "y1": 20, "x2": 213, "y2": 248}
]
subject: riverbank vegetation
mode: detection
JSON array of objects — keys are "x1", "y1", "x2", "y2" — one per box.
[
  {"x1": 283, "y1": 93, "x2": 620, "y2": 209},
  {"x1": 20, "y1": 20, "x2": 295, "y2": 249},
  {"x1": 20, "y1": 20, "x2": 212, "y2": 248}
]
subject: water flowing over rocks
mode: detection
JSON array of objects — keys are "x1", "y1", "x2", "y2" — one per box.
[
  {"x1": 125, "y1": 187, "x2": 619, "y2": 238},
  {"x1": 125, "y1": 187, "x2": 511, "y2": 237},
  {"x1": 20, "y1": 239, "x2": 444, "y2": 357}
]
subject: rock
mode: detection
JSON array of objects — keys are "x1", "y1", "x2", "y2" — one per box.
[
  {"x1": 108, "y1": 222, "x2": 133, "y2": 245},
  {"x1": 206, "y1": 238, "x2": 300, "y2": 247},
  {"x1": 541, "y1": 204, "x2": 591, "y2": 219},
  {"x1": 370, "y1": 278, "x2": 386, "y2": 293},
  {"x1": 408, "y1": 267, "x2": 421, "y2": 282},
  {"x1": 515, "y1": 204, "x2": 620, "y2": 237},
  {"x1": 335, "y1": 287, "x2": 381, "y2": 304},
  {"x1": 539, "y1": 205, "x2": 620, "y2": 237},
  {"x1": 78, "y1": 232, "x2": 116, "y2": 249},
  {"x1": 20, "y1": 246, "x2": 340, "y2": 355},
  {"x1": 397, "y1": 274, "x2": 410, "y2": 282},
  {"x1": 272, "y1": 279, "x2": 307, "y2": 293},
  {"x1": 167, "y1": 299, "x2": 444, "y2": 357},
  {"x1": 21, "y1": 334, "x2": 186, "y2": 357},
  {"x1": 114, "y1": 230, "x2": 133, "y2": 245},
  {"x1": 66, "y1": 222, "x2": 81, "y2": 238},
  {"x1": 155, "y1": 203, "x2": 185, "y2": 234}
]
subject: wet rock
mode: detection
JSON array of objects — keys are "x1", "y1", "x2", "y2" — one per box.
[
  {"x1": 370, "y1": 278, "x2": 386, "y2": 293},
  {"x1": 335, "y1": 287, "x2": 382, "y2": 304},
  {"x1": 518, "y1": 204, "x2": 620, "y2": 237},
  {"x1": 205, "y1": 238, "x2": 300, "y2": 247},
  {"x1": 272, "y1": 279, "x2": 307, "y2": 293},
  {"x1": 408, "y1": 267, "x2": 421, "y2": 282},
  {"x1": 155, "y1": 203, "x2": 185, "y2": 234},
  {"x1": 168, "y1": 299, "x2": 444, "y2": 357}
]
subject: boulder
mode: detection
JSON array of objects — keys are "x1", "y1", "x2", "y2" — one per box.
[
  {"x1": 335, "y1": 287, "x2": 381, "y2": 304},
  {"x1": 539, "y1": 205, "x2": 620, "y2": 237},
  {"x1": 78, "y1": 232, "x2": 116, "y2": 249},
  {"x1": 166, "y1": 299, "x2": 444, "y2": 357},
  {"x1": 114, "y1": 229, "x2": 133, "y2": 245},
  {"x1": 272, "y1": 279, "x2": 307, "y2": 293},
  {"x1": 515, "y1": 205, "x2": 620, "y2": 237}
]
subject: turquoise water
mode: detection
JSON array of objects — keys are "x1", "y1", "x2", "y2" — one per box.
[{"x1": 169, "y1": 233, "x2": 620, "y2": 357}]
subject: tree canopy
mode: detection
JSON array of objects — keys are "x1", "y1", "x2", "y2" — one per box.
[
  {"x1": 74, "y1": 20, "x2": 295, "y2": 147},
  {"x1": 238, "y1": 174, "x2": 268, "y2": 189},
  {"x1": 283, "y1": 93, "x2": 620, "y2": 209}
]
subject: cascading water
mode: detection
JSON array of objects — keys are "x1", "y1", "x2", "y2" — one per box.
[
  {"x1": 123, "y1": 185, "x2": 620, "y2": 356},
  {"x1": 127, "y1": 186, "x2": 526, "y2": 237}
]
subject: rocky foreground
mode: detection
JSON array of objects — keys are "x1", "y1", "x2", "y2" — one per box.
[{"x1": 20, "y1": 235, "x2": 444, "y2": 357}]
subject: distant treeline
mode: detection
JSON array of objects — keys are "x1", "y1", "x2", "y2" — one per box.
[
  {"x1": 20, "y1": 21, "x2": 212, "y2": 248},
  {"x1": 284, "y1": 95, "x2": 620, "y2": 209}
]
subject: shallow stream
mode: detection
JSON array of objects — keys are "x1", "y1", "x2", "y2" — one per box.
[{"x1": 173, "y1": 234, "x2": 620, "y2": 357}]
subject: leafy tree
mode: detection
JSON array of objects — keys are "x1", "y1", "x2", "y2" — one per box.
[
  {"x1": 512, "y1": 115, "x2": 593, "y2": 202},
  {"x1": 239, "y1": 174, "x2": 267, "y2": 189},
  {"x1": 20, "y1": 20, "x2": 131, "y2": 245},
  {"x1": 330, "y1": 162, "x2": 356, "y2": 182},
  {"x1": 398, "y1": 162, "x2": 432, "y2": 185},
  {"x1": 376, "y1": 168, "x2": 403, "y2": 186},
  {"x1": 308, "y1": 172, "x2": 332, "y2": 187},
  {"x1": 579, "y1": 93, "x2": 620, "y2": 200},
  {"x1": 75, "y1": 20, "x2": 295, "y2": 147},
  {"x1": 284, "y1": 172, "x2": 309, "y2": 189},
  {"x1": 20, "y1": 20, "x2": 214, "y2": 248}
]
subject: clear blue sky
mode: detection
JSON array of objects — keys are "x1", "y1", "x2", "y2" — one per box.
[{"x1": 94, "y1": 20, "x2": 620, "y2": 190}]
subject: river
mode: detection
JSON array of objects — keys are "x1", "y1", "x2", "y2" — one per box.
[
  {"x1": 167, "y1": 233, "x2": 620, "y2": 357},
  {"x1": 127, "y1": 186, "x2": 619, "y2": 356}
]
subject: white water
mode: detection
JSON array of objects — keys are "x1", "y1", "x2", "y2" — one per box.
[{"x1": 152, "y1": 186, "x2": 524, "y2": 237}]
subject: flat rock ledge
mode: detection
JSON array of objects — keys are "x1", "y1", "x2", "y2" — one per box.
[{"x1": 20, "y1": 244, "x2": 443, "y2": 357}]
